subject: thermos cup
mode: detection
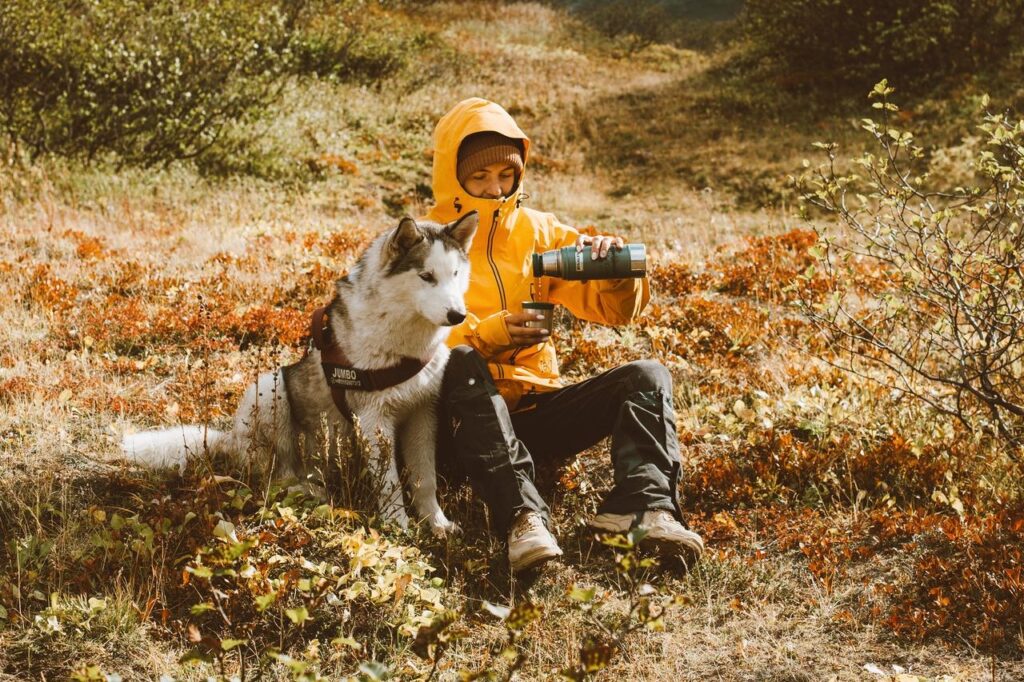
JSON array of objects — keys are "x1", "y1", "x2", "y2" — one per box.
[
  {"x1": 522, "y1": 301, "x2": 555, "y2": 333},
  {"x1": 532, "y1": 243, "x2": 647, "y2": 280}
]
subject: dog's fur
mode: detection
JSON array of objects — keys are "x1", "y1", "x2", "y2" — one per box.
[{"x1": 122, "y1": 212, "x2": 479, "y2": 535}]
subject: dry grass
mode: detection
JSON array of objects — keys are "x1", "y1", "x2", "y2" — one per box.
[{"x1": 2, "y1": 2, "x2": 1023, "y2": 680}]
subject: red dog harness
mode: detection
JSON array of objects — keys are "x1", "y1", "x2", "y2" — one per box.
[{"x1": 309, "y1": 303, "x2": 429, "y2": 422}]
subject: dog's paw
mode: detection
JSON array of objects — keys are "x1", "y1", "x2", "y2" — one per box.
[{"x1": 427, "y1": 512, "x2": 461, "y2": 538}]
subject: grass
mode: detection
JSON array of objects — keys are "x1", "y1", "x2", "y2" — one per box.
[{"x1": 2, "y1": 1, "x2": 1024, "y2": 680}]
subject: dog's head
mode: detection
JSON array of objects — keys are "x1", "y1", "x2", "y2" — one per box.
[{"x1": 382, "y1": 211, "x2": 478, "y2": 327}]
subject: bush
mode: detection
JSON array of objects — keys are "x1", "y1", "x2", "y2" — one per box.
[
  {"x1": 800, "y1": 81, "x2": 1024, "y2": 451},
  {"x1": 570, "y1": 0, "x2": 675, "y2": 52},
  {"x1": 567, "y1": 0, "x2": 741, "y2": 53},
  {"x1": 0, "y1": 0, "x2": 434, "y2": 171},
  {"x1": 288, "y1": 0, "x2": 434, "y2": 85},
  {"x1": 0, "y1": 0, "x2": 295, "y2": 166},
  {"x1": 743, "y1": 0, "x2": 1024, "y2": 90}
]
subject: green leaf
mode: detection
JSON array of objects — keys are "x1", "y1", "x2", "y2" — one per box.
[
  {"x1": 332, "y1": 635, "x2": 362, "y2": 651},
  {"x1": 599, "y1": 533, "x2": 634, "y2": 549},
  {"x1": 254, "y1": 592, "x2": 278, "y2": 612},
  {"x1": 285, "y1": 606, "x2": 309, "y2": 625},
  {"x1": 221, "y1": 638, "x2": 247, "y2": 651},
  {"x1": 568, "y1": 586, "x2": 596, "y2": 603},
  {"x1": 212, "y1": 519, "x2": 238, "y2": 542},
  {"x1": 189, "y1": 602, "x2": 215, "y2": 616},
  {"x1": 186, "y1": 565, "x2": 213, "y2": 580}
]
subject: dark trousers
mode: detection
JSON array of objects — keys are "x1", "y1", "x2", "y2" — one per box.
[{"x1": 440, "y1": 345, "x2": 684, "y2": 535}]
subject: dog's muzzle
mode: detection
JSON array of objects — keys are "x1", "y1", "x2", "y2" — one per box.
[{"x1": 446, "y1": 309, "x2": 467, "y2": 326}]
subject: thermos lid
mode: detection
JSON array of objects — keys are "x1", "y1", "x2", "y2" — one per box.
[
  {"x1": 531, "y1": 253, "x2": 544, "y2": 277},
  {"x1": 627, "y1": 243, "x2": 647, "y2": 273}
]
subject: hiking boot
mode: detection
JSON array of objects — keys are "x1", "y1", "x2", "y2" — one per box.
[
  {"x1": 508, "y1": 511, "x2": 563, "y2": 573},
  {"x1": 589, "y1": 509, "x2": 704, "y2": 568}
]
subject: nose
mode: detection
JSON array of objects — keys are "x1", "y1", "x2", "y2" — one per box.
[{"x1": 446, "y1": 309, "x2": 466, "y2": 326}]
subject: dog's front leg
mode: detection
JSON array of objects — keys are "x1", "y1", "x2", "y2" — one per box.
[
  {"x1": 356, "y1": 413, "x2": 410, "y2": 530},
  {"x1": 399, "y1": 405, "x2": 457, "y2": 537}
]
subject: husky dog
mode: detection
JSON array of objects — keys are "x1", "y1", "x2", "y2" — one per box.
[{"x1": 123, "y1": 212, "x2": 479, "y2": 535}]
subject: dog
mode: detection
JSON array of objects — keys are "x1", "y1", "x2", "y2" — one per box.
[{"x1": 122, "y1": 212, "x2": 479, "y2": 536}]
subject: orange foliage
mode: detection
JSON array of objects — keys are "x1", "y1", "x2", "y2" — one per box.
[
  {"x1": 64, "y1": 229, "x2": 107, "y2": 260},
  {"x1": 704, "y1": 229, "x2": 829, "y2": 304},
  {"x1": 871, "y1": 507, "x2": 1024, "y2": 651},
  {"x1": 0, "y1": 376, "x2": 36, "y2": 404},
  {"x1": 649, "y1": 262, "x2": 698, "y2": 298},
  {"x1": 26, "y1": 264, "x2": 79, "y2": 315}
]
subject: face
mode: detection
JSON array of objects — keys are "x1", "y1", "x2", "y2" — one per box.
[
  {"x1": 463, "y1": 162, "x2": 517, "y2": 199},
  {"x1": 384, "y1": 214, "x2": 478, "y2": 327},
  {"x1": 411, "y1": 242, "x2": 471, "y2": 327}
]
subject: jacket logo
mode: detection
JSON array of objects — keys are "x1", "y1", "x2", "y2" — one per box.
[{"x1": 454, "y1": 197, "x2": 462, "y2": 213}]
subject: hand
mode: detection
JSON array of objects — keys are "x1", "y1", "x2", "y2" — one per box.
[
  {"x1": 505, "y1": 312, "x2": 550, "y2": 347},
  {"x1": 576, "y1": 233, "x2": 624, "y2": 260}
]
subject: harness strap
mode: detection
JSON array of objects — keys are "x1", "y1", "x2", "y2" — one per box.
[{"x1": 310, "y1": 302, "x2": 429, "y2": 422}]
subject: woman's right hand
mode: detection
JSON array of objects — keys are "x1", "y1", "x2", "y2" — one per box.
[{"x1": 505, "y1": 312, "x2": 550, "y2": 347}]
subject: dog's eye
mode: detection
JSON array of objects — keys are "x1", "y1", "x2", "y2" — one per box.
[{"x1": 419, "y1": 272, "x2": 436, "y2": 284}]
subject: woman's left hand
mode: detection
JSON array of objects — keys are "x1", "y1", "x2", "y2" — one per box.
[{"x1": 575, "y1": 233, "x2": 624, "y2": 259}]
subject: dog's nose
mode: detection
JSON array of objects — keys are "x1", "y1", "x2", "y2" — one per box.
[{"x1": 446, "y1": 309, "x2": 466, "y2": 325}]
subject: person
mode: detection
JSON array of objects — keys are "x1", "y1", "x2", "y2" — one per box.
[{"x1": 423, "y1": 98, "x2": 704, "y2": 573}]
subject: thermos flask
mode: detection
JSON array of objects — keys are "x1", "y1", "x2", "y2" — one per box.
[{"x1": 532, "y1": 244, "x2": 647, "y2": 280}]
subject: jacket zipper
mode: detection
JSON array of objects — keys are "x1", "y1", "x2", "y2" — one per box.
[
  {"x1": 485, "y1": 206, "x2": 507, "y2": 312},
  {"x1": 485, "y1": 207, "x2": 508, "y2": 376}
]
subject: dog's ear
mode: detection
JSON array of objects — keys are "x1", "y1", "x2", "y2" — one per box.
[
  {"x1": 445, "y1": 211, "x2": 478, "y2": 251},
  {"x1": 390, "y1": 217, "x2": 424, "y2": 254}
]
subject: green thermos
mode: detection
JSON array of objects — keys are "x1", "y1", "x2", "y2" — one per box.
[{"x1": 532, "y1": 244, "x2": 647, "y2": 280}]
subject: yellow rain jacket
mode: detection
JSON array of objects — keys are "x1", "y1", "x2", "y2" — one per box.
[{"x1": 424, "y1": 98, "x2": 650, "y2": 407}]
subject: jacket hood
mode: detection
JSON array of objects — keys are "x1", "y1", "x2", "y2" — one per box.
[{"x1": 429, "y1": 98, "x2": 531, "y2": 225}]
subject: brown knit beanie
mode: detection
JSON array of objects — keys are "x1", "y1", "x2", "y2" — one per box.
[{"x1": 457, "y1": 132, "x2": 524, "y2": 188}]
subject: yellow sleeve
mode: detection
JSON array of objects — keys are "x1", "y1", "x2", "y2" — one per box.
[
  {"x1": 542, "y1": 218, "x2": 651, "y2": 325},
  {"x1": 446, "y1": 310, "x2": 514, "y2": 357}
]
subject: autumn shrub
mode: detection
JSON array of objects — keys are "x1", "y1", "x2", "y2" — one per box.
[
  {"x1": 568, "y1": 0, "x2": 741, "y2": 53},
  {"x1": 0, "y1": 0, "x2": 294, "y2": 166},
  {"x1": 0, "y1": 0, "x2": 435, "y2": 172},
  {"x1": 801, "y1": 82, "x2": 1024, "y2": 451},
  {"x1": 288, "y1": 0, "x2": 435, "y2": 85},
  {"x1": 874, "y1": 506, "x2": 1024, "y2": 651},
  {"x1": 570, "y1": 0, "x2": 674, "y2": 53},
  {"x1": 685, "y1": 427, "x2": 968, "y2": 513},
  {"x1": 706, "y1": 229, "x2": 829, "y2": 305},
  {"x1": 743, "y1": 0, "x2": 1024, "y2": 90},
  {"x1": 0, "y1": 467, "x2": 453, "y2": 679}
]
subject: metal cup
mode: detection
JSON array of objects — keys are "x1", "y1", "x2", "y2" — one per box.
[{"x1": 522, "y1": 301, "x2": 555, "y2": 334}]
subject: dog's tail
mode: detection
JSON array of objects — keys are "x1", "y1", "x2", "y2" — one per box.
[{"x1": 122, "y1": 426, "x2": 227, "y2": 472}]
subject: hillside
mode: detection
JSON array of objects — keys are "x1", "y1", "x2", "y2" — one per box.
[{"x1": 1, "y1": 2, "x2": 1022, "y2": 680}]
